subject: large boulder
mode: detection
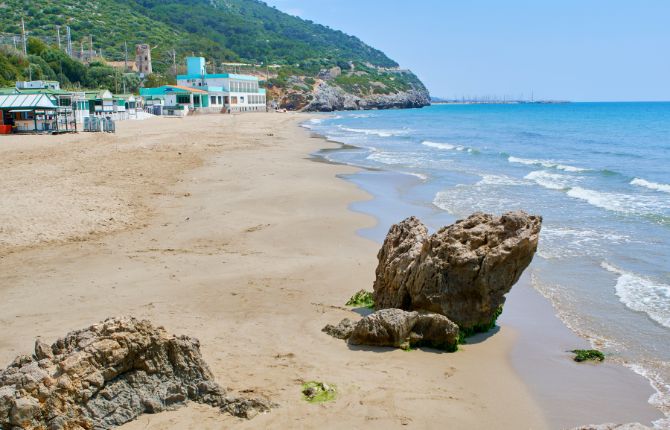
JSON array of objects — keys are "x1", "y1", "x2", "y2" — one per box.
[
  {"x1": 344, "y1": 309, "x2": 459, "y2": 351},
  {"x1": 0, "y1": 317, "x2": 272, "y2": 430},
  {"x1": 373, "y1": 211, "x2": 542, "y2": 330}
]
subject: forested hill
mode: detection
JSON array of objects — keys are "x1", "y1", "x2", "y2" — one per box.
[
  {"x1": 0, "y1": 0, "x2": 430, "y2": 111},
  {"x1": 0, "y1": 0, "x2": 395, "y2": 70}
]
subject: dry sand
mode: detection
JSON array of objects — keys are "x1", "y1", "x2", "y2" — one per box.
[{"x1": 0, "y1": 113, "x2": 549, "y2": 428}]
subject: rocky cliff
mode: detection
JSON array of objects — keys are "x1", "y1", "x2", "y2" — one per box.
[
  {"x1": 269, "y1": 64, "x2": 431, "y2": 112},
  {"x1": 303, "y1": 83, "x2": 430, "y2": 112}
]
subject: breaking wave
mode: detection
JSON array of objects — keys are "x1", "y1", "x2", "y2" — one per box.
[
  {"x1": 340, "y1": 126, "x2": 409, "y2": 138},
  {"x1": 602, "y1": 262, "x2": 670, "y2": 328},
  {"x1": 422, "y1": 140, "x2": 475, "y2": 152},
  {"x1": 524, "y1": 170, "x2": 574, "y2": 190},
  {"x1": 508, "y1": 156, "x2": 588, "y2": 172},
  {"x1": 631, "y1": 178, "x2": 670, "y2": 194}
]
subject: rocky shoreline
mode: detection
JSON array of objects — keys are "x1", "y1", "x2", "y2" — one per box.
[{"x1": 303, "y1": 83, "x2": 430, "y2": 112}]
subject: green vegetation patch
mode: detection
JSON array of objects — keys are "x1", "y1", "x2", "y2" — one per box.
[
  {"x1": 572, "y1": 349, "x2": 605, "y2": 363},
  {"x1": 345, "y1": 290, "x2": 374, "y2": 309},
  {"x1": 301, "y1": 381, "x2": 337, "y2": 403},
  {"x1": 458, "y1": 305, "x2": 503, "y2": 344}
]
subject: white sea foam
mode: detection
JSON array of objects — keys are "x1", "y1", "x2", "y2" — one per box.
[
  {"x1": 477, "y1": 174, "x2": 528, "y2": 186},
  {"x1": 508, "y1": 156, "x2": 588, "y2": 172},
  {"x1": 602, "y1": 262, "x2": 670, "y2": 328},
  {"x1": 566, "y1": 186, "x2": 669, "y2": 216},
  {"x1": 400, "y1": 171, "x2": 429, "y2": 181},
  {"x1": 631, "y1": 178, "x2": 670, "y2": 194},
  {"x1": 367, "y1": 151, "x2": 417, "y2": 166},
  {"x1": 537, "y1": 227, "x2": 629, "y2": 259},
  {"x1": 309, "y1": 118, "x2": 324, "y2": 124},
  {"x1": 433, "y1": 189, "x2": 520, "y2": 215},
  {"x1": 340, "y1": 126, "x2": 408, "y2": 138},
  {"x1": 422, "y1": 140, "x2": 473, "y2": 152},
  {"x1": 422, "y1": 140, "x2": 456, "y2": 150},
  {"x1": 524, "y1": 170, "x2": 574, "y2": 190}
]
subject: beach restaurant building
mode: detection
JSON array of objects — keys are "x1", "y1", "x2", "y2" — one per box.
[
  {"x1": 176, "y1": 57, "x2": 267, "y2": 113},
  {"x1": 140, "y1": 85, "x2": 210, "y2": 117}
]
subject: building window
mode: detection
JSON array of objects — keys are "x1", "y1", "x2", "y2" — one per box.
[{"x1": 211, "y1": 96, "x2": 216, "y2": 105}]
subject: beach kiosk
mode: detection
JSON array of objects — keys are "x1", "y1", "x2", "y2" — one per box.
[{"x1": 0, "y1": 93, "x2": 59, "y2": 133}]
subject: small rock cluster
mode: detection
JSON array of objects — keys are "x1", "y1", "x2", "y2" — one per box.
[
  {"x1": 0, "y1": 317, "x2": 273, "y2": 429},
  {"x1": 324, "y1": 211, "x2": 542, "y2": 351}
]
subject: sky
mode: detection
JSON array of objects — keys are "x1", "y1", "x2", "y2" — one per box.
[{"x1": 263, "y1": 0, "x2": 670, "y2": 101}]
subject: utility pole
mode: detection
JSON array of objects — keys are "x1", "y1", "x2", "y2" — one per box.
[
  {"x1": 66, "y1": 26, "x2": 72, "y2": 57},
  {"x1": 56, "y1": 26, "x2": 61, "y2": 50},
  {"x1": 124, "y1": 41, "x2": 128, "y2": 72},
  {"x1": 21, "y1": 17, "x2": 27, "y2": 56},
  {"x1": 89, "y1": 34, "x2": 93, "y2": 62},
  {"x1": 172, "y1": 49, "x2": 177, "y2": 76}
]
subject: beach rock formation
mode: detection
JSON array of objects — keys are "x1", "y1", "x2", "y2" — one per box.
[
  {"x1": 303, "y1": 82, "x2": 430, "y2": 112},
  {"x1": 328, "y1": 309, "x2": 459, "y2": 351},
  {"x1": 322, "y1": 318, "x2": 356, "y2": 340},
  {"x1": 373, "y1": 211, "x2": 542, "y2": 330},
  {"x1": 0, "y1": 317, "x2": 272, "y2": 430}
]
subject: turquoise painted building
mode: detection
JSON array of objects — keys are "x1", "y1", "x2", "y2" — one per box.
[{"x1": 176, "y1": 57, "x2": 267, "y2": 113}]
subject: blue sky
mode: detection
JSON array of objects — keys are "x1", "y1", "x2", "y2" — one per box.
[{"x1": 263, "y1": 0, "x2": 670, "y2": 101}]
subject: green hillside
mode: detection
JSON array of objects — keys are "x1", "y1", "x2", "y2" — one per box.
[
  {"x1": 0, "y1": 0, "x2": 429, "y2": 109},
  {"x1": 0, "y1": 0, "x2": 397, "y2": 72}
]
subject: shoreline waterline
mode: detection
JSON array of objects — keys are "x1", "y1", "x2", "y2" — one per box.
[{"x1": 304, "y1": 115, "x2": 665, "y2": 427}]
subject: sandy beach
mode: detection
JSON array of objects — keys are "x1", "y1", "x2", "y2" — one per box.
[{"x1": 0, "y1": 113, "x2": 661, "y2": 429}]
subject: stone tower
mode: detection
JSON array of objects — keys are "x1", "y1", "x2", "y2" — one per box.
[{"x1": 135, "y1": 44, "x2": 152, "y2": 75}]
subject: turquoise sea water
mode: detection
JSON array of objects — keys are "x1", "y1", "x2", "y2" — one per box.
[{"x1": 305, "y1": 102, "x2": 670, "y2": 423}]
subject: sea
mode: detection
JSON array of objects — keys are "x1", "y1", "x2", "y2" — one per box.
[{"x1": 304, "y1": 102, "x2": 670, "y2": 424}]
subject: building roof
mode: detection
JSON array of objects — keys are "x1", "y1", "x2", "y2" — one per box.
[
  {"x1": 177, "y1": 73, "x2": 259, "y2": 81},
  {"x1": 14, "y1": 88, "x2": 72, "y2": 96},
  {"x1": 84, "y1": 90, "x2": 114, "y2": 100},
  {"x1": 0, "y1": 94, "x2": 57, "y2": 109},
  {"x1": 140, "y1": 85, "x2": 209, "y2": 96}
]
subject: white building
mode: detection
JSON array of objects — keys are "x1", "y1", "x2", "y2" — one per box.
[{"x1": 176, "y1": 57, "x2": 267, "y2": 113}]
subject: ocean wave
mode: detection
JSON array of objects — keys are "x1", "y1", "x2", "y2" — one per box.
[
  {"x1": 631, "y1": 178, "x2": 670, "y2": 194},
  {"x1": 602, "y1": 262, "x2": 670, "y2": 328},
  {"x1": 421, "y1": 140, "x2": 476, "y2": 153},
  {"x1": 339, "y1": 126, "x2": 409, "y2": 138},
  {"x1": 537, "y1": 227, "x2": 629, "y2": 259},
  {"x1": 477, "y1": 174, "x2": 528, "y2": 186},
  {"x1": 566, "y1": 186, "x2": 669, "y2": 217},
  {"x1": 433, "y1": 188, "x2": 521, "y2": 215},
  {"x1": 400, "y1": 171, "x2": 429, "y2": 181},
  {"x1": 508, "y1": 156, "x2": 588, "y2": 172},
  {"x1": 626, "y1": 363, "x2": 670, "y2": 428},
  {"x1": 367, "y1": 151, "x2": 422, "y2": 166},
  {"x1": 524, "y1": 170, "x2": 574, "y2": 190}
]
